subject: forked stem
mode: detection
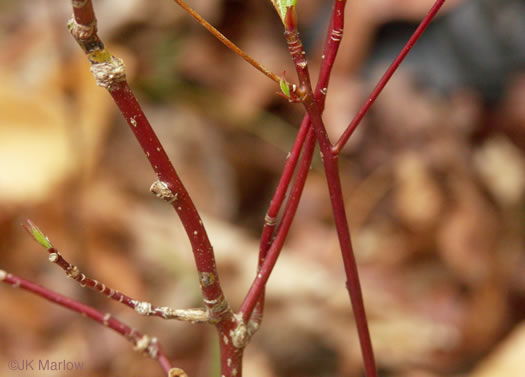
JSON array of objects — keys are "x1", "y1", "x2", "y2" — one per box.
[
  {"x1": 68, "y1": 1, "x2": 244, "y2": 376},
  {"x1": 5, "y1": 0, "x2": 449, "y2": 376},
  {"x1": 23, "y1": 219, "x2": 209, "y2": 322},
  {"x1": 283, "y1": 5, "x2": 377, "y2": 376},
  {"x1": 172, "y1": 0, "x2": 302, "y2": 98},
  {"x1": 333, "y1": 0, "x2": 447, "y2": 154},
  {"x1": 68, "y1": 0, "x2": 229, "y2": 320},
  {"x1": 246, "y1": 0, "x2": 349, "y2": 325}
]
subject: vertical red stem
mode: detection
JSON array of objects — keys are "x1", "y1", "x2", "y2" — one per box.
[
  {"x1": 285, "y1": 14, "x2": 378, "y2": 376},
  {"x1": 239, "y1": 126, "x2": 317, "y2": 321},
  {"x1": 245, "y1": 0, "x2": 348, "y2": 324}
]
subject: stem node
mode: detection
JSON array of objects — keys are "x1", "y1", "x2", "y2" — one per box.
[
  {"x1": 264, "y1": 214, "x2": 277, "y2": 226},
  {"x1": 150, "y1": 180, "x2": 178, "y2": 203},
  {"x1": 68, "y1": 17, "x2": 97, "y2": 40},
  {"x1": 231, "y1": 320, "x2": 248, "y2": 349},
  {"x1": 169, "y1": 368, "x2": 189, "y2": 377},
  {"x1": 89, "y1": 56, "x2": 126, "y2": 90},
  {"x1": 134, "y1": 301, "x2": 154, "y2": 316}
]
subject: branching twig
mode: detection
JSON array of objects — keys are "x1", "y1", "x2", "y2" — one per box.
[
  {"x1": 239, "y1": 125, "x2": 316, "y2": 322},
  {"x1": 281, "y1": 4, "x2": 378, "y2": 376},
  {"x1": 0, "y1": 269, "x2": 176, "y2": 375},
  {"x1": 171, "y1": 0, "x2": 303, "y2": 99},
  {"x1": 67, "y1": 2, "x2": 243, "y2": 375},
  {"x1": 246, "y1": 0, "x2": 349, "y2": 325},
  {"x1": 1, "y1": 1, "x2": 449, "y2": 376},
  {"x1": 333, "y1": 0, "x2": 447, "y2": 154},
  {"x1": 68, "y1": 0, "x2": 229, "y2": 322},
  {"x1": 23, "y1": 220, "x2": 209, "y2": 323},
  {"x1": 274, "y1": 1, "x2": 446, "y2": 374}
]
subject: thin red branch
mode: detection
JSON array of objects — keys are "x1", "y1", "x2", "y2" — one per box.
[
  {"x1": 333, "y1": 0, "x2": 446, "y2": 154},
  {"x1": 250, "y1": 117, "x2": 309, "y2": 323},
  {"x1": 67, "y1": 2, "x2": 244, "y2": 375},
  {"x1": 239, "y1": 126, "x2": 316, "y2": 321},
  {"x1": 71, "y1": 0, "x2": 95, "y2": 26},
  {"x1": 67, "y1": 1, "x2": 229, "y2": 323},
  {"x1": 109, "y1": 86, "x2": 227, "y2": 317},
  {"x1": 171, "y1": 0, "x2": 303, "y2": 98},
  {"x1": 171, "y1": 0, "x2": 276, "y2": 82},
  {"x1": 247, "y1": 0, "x2": 348, "y2": 324},
  {"x1": 23, "y1": 219, "x2": 208, "y2": 322},
  {"x1": 0, "y1": 270, "x2": 174, "y2": 376},
  {"x1": 316, "y1": 0, "x2": 346, "y2": 104},
  {"x1": 283, "y1": 8, "x2": 377, "y2": 376}
]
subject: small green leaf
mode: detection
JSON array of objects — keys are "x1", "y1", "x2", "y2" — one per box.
[
  {"x1": 280, "y1": 77, "x2": 291, "y2": 98},
  {"x1": 23, "y1": 219, "x2": 52, "y2": 249}
]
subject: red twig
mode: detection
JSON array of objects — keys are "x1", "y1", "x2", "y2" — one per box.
[
  {"x1": 250, "y1": 116, "x2": 309, "y2": 322},
  {"x1": 245, "y1": 0, "x2": 348, "y2": 324},
  {"x1": 4, "y1": 1, "x2": 446, "y2": 376},
  {"x1": 282, "y1": 4, "x2": 377, "y2": 376},
  {"x1": 333, "y1": 0, "x2": 447, "y2": 154},
  {"x1": 67, "y1": 2, "x2": 244, "y2": 376},
  {"x1": 0, "y1": 270, "x2": 173, "y2": 375},
  {"x1": 67, "y1": 0, "x2": 228, "y2": 323},
  {"x1": 22, "y1": 220, "x2": 209, "y2": 322},
  {"x1": 239, "y1": 125, "x2": 316, "y2": 321},
  {"x1": 171, "y1": 0, "x2": 303, "y2": 98},
  {"x1": 70, "y1": 0, "x2": 95, "y2": 26}
]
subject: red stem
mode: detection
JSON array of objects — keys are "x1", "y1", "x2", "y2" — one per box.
[
  {"x1": 258, "y1": 118, "x2": 310, "y2": 258},
  {"x1": 109, "y1": 83, "x2": 225, "y2": 305},
  {"x1": 239, "y1": 126, "x2": 316, "y2": 321},
  {"x1": 68, "y1": 2, "x2": 243, "y2": 375},
  {"x1": 245, "y1": 0, "x2": 348, "y2": 324},
  {"x1": 37, "y1": 241, "x2": 190, "y2": 320},
  {"x1": 251, "y1": 115, "x2": 309, "y2": 321},
  {"x1": 284, "y1": 12, "x2": 378, "y2": 375},
  {"x1": 71, "y1": 0, "x2": 95, "y2": 26},
  {"x1": 68, "y1": 1, "x2": 228, "y2": 321},
  {"x1": 0, "y1": 271, "x2": 173, "y2": 375},
  {"x1": 333, "y1": 0, "x2": 446, "y2": 154},
  {"x1": 257, "y1": 0, "x2": 346, "y2": 262}
]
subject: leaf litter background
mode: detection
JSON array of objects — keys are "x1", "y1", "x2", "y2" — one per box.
[{"x1": 0, "y1": 0, "x2": 525, "y2": 376}]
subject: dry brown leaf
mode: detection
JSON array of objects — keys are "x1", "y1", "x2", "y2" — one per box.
[
  {"x1": 474, "y1": 137, "x2": 525, "y2": 207},
  {"x1": 393, "y1": 152, "x2": 444, "y2": 230},
  {"x1": 0, "y1": 22, "x2": 121, "y2": 204},
  {"x1": 437, "y1": 180, "x2": 500, "y2": 284},
  {"x1": 471, "y1": 322, "x2": 525, "y2": 377}
]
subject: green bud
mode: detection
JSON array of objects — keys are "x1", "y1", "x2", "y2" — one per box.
[
  {"x1": 280, "y1": 77, "x2": 291, "y2": 98},
  {"x1": 23, "y1": 220, "x2": 52, "y2": 249}
]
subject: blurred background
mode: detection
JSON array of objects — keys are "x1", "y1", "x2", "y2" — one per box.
[{"x1": 0, "y1": 0, "x2": 524, "y2": 376}]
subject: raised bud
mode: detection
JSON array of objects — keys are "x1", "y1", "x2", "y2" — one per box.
[
  {"x1": 23, "y1": 219, "x2": 52, "y2": 249},
  {"x1": 169, "y1": 368, "x2": 188, "y2": 377}
]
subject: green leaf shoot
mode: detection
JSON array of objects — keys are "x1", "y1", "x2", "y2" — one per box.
[
  {"x1": 280, "y1": 77, "x2": 291, "y2": 98},
  {"x1": 23, "y1": 219, "x2": 53, "y2": 249}
]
